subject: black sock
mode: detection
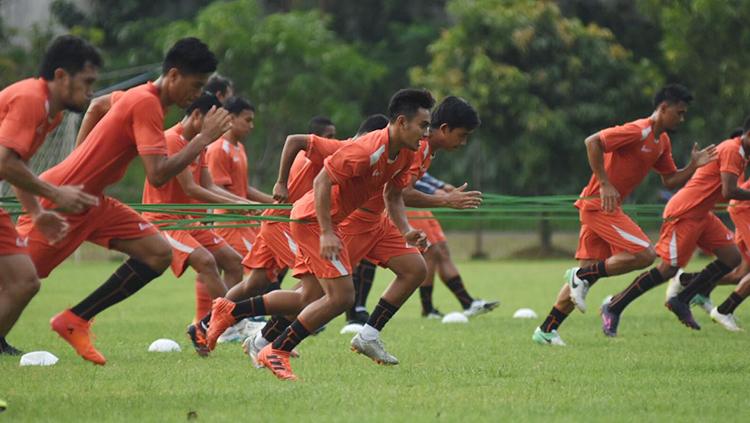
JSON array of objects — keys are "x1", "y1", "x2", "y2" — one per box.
[
  {"x1": 275, "y1": 268, "x2": 289, "y2": 285},
  {"x1": 608, "y1": 268, "x2": 666, "y2": 315},
  {"x1": 272, "y1": 319, "x2": 311, "y2": 352},
  {"x1": 576, "y1": 261, "x2": 608, "y2": 286},
  {"x1": 261, "y1": 316, "x2": 293, "y2": 342},
  {"x1": 348, "y1": 260, "x2": 376, "y2": 319},
  {"x1": 698, "y1": 281, "x2": 717, "y2": 298},
  {"x1": 419, "y1": 285, "x2": 434, "y2": 313},
  {"x1": 677, "y1": 260, "x2": 733, "y2": 303},
  {"x1": 264, "y1": 280, "x2": 281, "y2": 294},
  {"x1": 231, "y1": 296, "x2": 266, "y2": 320},
  {"x1": 539, "y1": 307, "x2": 568, "y2": 332},
  {"x1": 717, "y1": 292, "x2": 745, "y2": 315},
  {"x1": 71, "y1": 258, "x2": 162, "y2": 320},
  {"x1": 445, "y1": 276, "x2": 474, "y2": 309},
  {"x1": 366, "y1": 298, "x2": 399, "y2": 331},
  {"x1": 679, "y1": 272, "x2": 698, "y2": 287}
]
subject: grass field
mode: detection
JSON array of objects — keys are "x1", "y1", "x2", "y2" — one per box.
[{"x1": 2, "y1": 259, "x2": 749, "y2": 422}]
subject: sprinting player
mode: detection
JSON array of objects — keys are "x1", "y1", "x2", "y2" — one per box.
[
  {"x1": 141, "y1": 94, "x2": 249, "y2": 354},
  {"x1": 14, "y1": 37, "x2": 229, "y2": 365},
  {"x1": 532, "y1": 84, "x2": 716, "y2": 346},
  {"x1": 600, "y1": 123, "x2": 748, "y2": 335},
  {"x1": 406, "y1": 173, "x2": 498, "y2": 319},
  {"x1": 252, "y1": 89, "x2": 434, "y2": 380},
  {"x1": 0, "y1": 35, "x2": 101, "y2": 355},
  {"x1": 204, "y1": 74, "x2": 234, "y2": 103},
  {"x1": 308, "y1": 115, "x2": 336, "y2": 139}
]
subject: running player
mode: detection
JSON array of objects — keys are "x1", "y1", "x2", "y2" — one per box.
[
  {"x1": 308, "y1": 115, "x2": 336, "y2": 139},
  {"x1": 0, "y1": 35, "x2": 101, "y2": 355},
  {"x1": 532, "y1": 84, "x2": 716, "y2": 346},
  {"x1": 14, "y1": 37, "x2": 229, "y2": 365}
]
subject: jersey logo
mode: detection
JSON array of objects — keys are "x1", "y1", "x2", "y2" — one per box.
[{"x1": 15, "y1": 237, "x2": 28, "y2": 248}]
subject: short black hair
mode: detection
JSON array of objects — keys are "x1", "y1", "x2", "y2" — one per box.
[
  {"x1": 224, "y1": 96, "x2": 255, "y2": 115},
  {"x1": 185, "y1": 94, "x2": 223, "y2": 117},
  {"x1": 39, "y1": 35, "x2": 102, "y2": 80},
  {"x1": 204, "y1": 74, "x2": 233, "y2": 96},
  {"x1": 356, "y1": 114, "x2": 389, "y2": 136},
  {"x1": 430, "y1": 96, "x2": 480, "y2": 131},
  {"x1": 653, "y1": 84, "x2": 693, "y2": 108},
  {"x1": 387, "y1": 88, "x2": 435, "y2": 122},
  {"x1": 162, "y1": 37, "x2": 218, "y2": 76},
  {"x1": 308, "y1": 116, "x2": 335, "y2": 136},
  {"x1": 730, "y1": 126, "x2": 745, "y2": 138}
]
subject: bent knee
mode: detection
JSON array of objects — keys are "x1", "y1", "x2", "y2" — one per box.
[{"x1": 632, "y1": 248, "x2": 657, "y2": 268}]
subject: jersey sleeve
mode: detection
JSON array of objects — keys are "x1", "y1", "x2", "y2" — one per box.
[
  {"x1": 0, "y1": 95, "x2": 46, "y2": 161},
  {"x1": 307, "y1": 135, "x2": 345, "y2": 166},
  {"x1": 598, "y1": 122, "x2": 644, "y2": 152},
  {"x1": 131, "y1": 98, "x2": 168, "y2": 156},
  {"x1": 206, "y1": 145, "x2": 233, "y2": 186},
  {"x1": 653, "y1": 136, "x2": 678, "y2": 175},
  {"x1": 323, "y1": 142, "x2": 374, "y2": 185},
  {"x1": 719, "y1": 142, "x2": 746, "y2": 176}
]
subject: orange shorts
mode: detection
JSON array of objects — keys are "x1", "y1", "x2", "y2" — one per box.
[
  {"x1": 0, "y1": 208, "x2": 27, "y2": 256},
  {"x1": 407, "y1": 210, "x2": 446, "y2": 246},
  {"x1": 213, "y1": 225, "x2": 258, "y2": 257},
  {"x1": 16, "y1": 196, "x2": 160, "y2": 278},
  {"x1": 290, "y1": 220, "x2": 351, "y2": 280},
  {"x1": 341, "y1": 214, "x2": 420, "y2": 267},
  {"x1": 241, "y1": 221, "x2": 297, "y2": 281},
  {"x1": 575, "y1": 207, "x2": 651, "y2": 261},
  {"x1": 159, "y1": 225, "x2": 227, "y2": 277},
  {"x1": 730, "y1": 208, "x2": 750, "y2": 262},
  {"x1": 655, "y1": 213, "x2": 734, "y2": 268}
]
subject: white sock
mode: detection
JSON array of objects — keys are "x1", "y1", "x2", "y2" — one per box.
[
  {"x1": 355, "y1": 306, "x2": 367, "y2": 313},
  {"x1": 359, "y1": 324, "x2": 379, "y2": 341},
  {"x1": 254, "y1": 334, "x2": 270, "y2": 349}
]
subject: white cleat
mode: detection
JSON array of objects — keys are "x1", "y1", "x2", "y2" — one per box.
[
  {"x1": 463, "y1": 299, "x2": 500, "y2": 317},
  {"x1": 565, "y1": 267, "x2": 589, "y2": 313},
  {"x1": 242, "y1": 332, "x2": 267, "y2": 368},
  {"x1": 710, "y1": 307, "x2": 742, "y2": 332},
  {"x1": 665, "y1": 268, "x2": 686, "y2": 301},
  {"x1": 532, "y1": 327, "x2": 566, "y2": 346},
  {"x1": 351, "y1": 333, "x2": 399, "y2": 365},
  {"x1": 216, "y1": 324, "x2": 242, "y2": 344},
  {"x1": 691, "y1": 294, "x2": 713, "y2": 315}
]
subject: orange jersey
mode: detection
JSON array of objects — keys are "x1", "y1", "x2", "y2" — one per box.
[
  {"x1": 206, "y1": 138, "x2": 249, "y2": 200},
  {"x1": 576, "y1": 117, "x2": 677, "y2": 211},
  {"x1": 141, "y1": 123, "x2": 207, "y2": 219},
  {"x1": 109, "y1": 90, "x2": 125, "y2": 105},
  {"x1": 664, "y1": 137, "x2": 747, "y2": 219},
  {"x1": 0, "y1": 78, "x2": 63, "y2": 162},
  {"x1": 39, "y1": 82, "x2": 167, "y2": 199},
  {"x1": 291, "y1": 127, "x2": 415, "y2": 225},
  {"x1": 729, "y1": 178, "x2": 750, "y2": 212}
]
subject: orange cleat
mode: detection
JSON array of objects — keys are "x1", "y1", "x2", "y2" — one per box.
[
  {"x1": 186, "y1": 324, "x2": 210, "y2": 357},
  {"x1": 205, "y1": 298, "x2": 237, "y2": 350},
  {"x1": 257, "y1": 345, "x2": 297, "y2": 381},
  {"x1": 50, "y1": 309, "x2": 106, "y2": 365}
]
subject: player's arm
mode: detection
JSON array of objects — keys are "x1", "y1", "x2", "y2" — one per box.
[
  {"x1": 385, "y1": 182, "x2": 426, "y2": 249},
  {"x1": 75, "y1": 94, "x2": 112, "y2": 147},
  {"x1": 141, "y1": 107, "x2": 231, "y2": 187},
  {"x1": 721, "y1": 172, "x2": 750, "y2": 200},
  {"x1": 403, "y1": 178, "x2": 482, "y2": 209},
  {"x1": 247, "y1": 185, "x2": 274, "y2": 203},
  {"x1": 273, "y1": 134, "x2": 310, "y2": 202},
  {"x1": 13, "y1": 187, "x2": 69, "y2": 243},
  {"x1": 177, "y1": 166, "x2": 246, "y2": 204},
  {"x1": 0, "y1": 146, "x2": 97, "y2": 213},
  {"x1": 584, "y1": 132, "x2": 620, "y2": 212},
  {"x1": 660, "y1": 143, "x2": 718, "y2": 190},
  {"x1": 199, "y1": 168, "x2": 252, "y2": 204},
  {"x1": 313, "y1": 169, "x2": 341, "y2": 260}
]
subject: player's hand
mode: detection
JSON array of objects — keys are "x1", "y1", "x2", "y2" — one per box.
[
  {"x1": 404, "y1": 229, "x2": 427, "y2": 249},
  {"x1": 197, "y1": 106, "x2": 232, "y2": 143},
  {"x1": 691, "y1": 142, "x2": 718, "y2": 168},
  {"x1": 32, "y1": 210, "x2": 69, "y2": 244},
  {"x1": 442, "y1": 183, "x2": 456, "y2": 192},
  {"x1": 319, "y1": 230, "x2": 342, "y2": 260},
  {"x1": 443, "y1": 183, "x2": 482, "y2": 209},
  {"x1": 273, "y1": 181, "x2": 289, "y2": 203},
  {"x1": 52, "y1": 185, "x2": 98, "y2": 213},
  {"x1": 599, "y1": 181, "x2": 620, "y2": 213}
]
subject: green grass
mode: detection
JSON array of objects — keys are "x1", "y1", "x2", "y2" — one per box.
[{"x1": 2, "y1": 259, "x2": 750, "y2": 422}]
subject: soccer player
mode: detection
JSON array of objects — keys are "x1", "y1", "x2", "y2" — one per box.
[
  {"x1": 600, "y1": 123, "x2": 748, "y2": 335},
  {"x1": 204, "y1": 74, "x2": 234, "y2": 103},
  {"x1": 0, "y1": 35, "x2": 101, "y2": 355},
  {"x1": 532, "y1": 84, "x2": 716, "y2": 346},
  {"x1": 308, "y1": 115, "x2": 336, "y2": 139},
  {"x1": 253, "y1": 89, "x2": 433, "y2": 380},
  {"x1": 14, "y1": 37, "x2": 230, "y2": 365}
]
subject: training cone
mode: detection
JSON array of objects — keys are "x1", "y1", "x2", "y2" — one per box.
[
  {"x1": 19, "y1": 351, "x2": 59, "y2": 366},
  {"x1": 148, "y1": 339, "x2": 181, "y2": 353}
]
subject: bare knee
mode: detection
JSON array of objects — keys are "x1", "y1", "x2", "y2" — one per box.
[
  {"x1": 146, "y1": 241, "x2": 173, "y2": 271},
  {"x1": 191, "y1": 250, "x2": 219, "y2": 276},
  {"x1": 632, "y1": 248, "x2": 657, "y2": 269},
  {"x1": 18, "y1": 274, "x2": 41, "y2": 299}
]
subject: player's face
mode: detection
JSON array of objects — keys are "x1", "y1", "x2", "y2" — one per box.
[
  {"x1": 440, "y1": 126, "x2": 472, "y2": 151},
  {"x1": 217, "y1": 86, "x2": 234, "y2": 104},
  {"x1": 61, "y1": 62, "x2": 98, "y2": 113},
  {"x1": 399, "y1": 108, "x2": 431, "y2": 151},
  {"x1": 662, "y1": 101, "x2": 688, "y2": 131},
  {"x1": 170, "y1": 70, "x2": 210, "y2": 108},
  {"x1": 231, "y1": 109, "x2": 255, "y2": 139},
  {"x1": 321, "y1": 124, "x2": 336, "y2": 139}
]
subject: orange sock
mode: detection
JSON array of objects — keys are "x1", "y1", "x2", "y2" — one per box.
[{"x1": 194, "y1": 279, "x2": 212, "y2": 325}]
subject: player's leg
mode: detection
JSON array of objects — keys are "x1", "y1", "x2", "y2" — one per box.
[
  {"x1": 0, "y1": 254, "x2": 40, "y2": 355},
  {"x1": 712, "y1": 268, "x2": 750, "y2": 331},
  {"x1": 432, "y1": 241, "x2": 499, "y2": 317},
  {"x1": 346, "y1": 260, "x2": 376, "y2": 324},
  {"x1": 210, "y1": 244, "x2": 244, "y2": 289},
  {"x1": 418, "y1": 249, "x2": 441, "y2": 318}
]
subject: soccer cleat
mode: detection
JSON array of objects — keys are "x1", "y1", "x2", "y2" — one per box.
[
  {"x1": 665, "y1": 269, "x2": 687, "y2": 301},
  {"x1": 186, "y1": 324, "x2": 210, "y2": 357},
  {"x1": 710, "y1": 307, "x2": 742, "y2": 332},
  {"x1": 350, "y1": 333, "x2": 399, "y2": 365},
  {"x1": 665, "y1": 297, "x2": 701, "y2": 330},
  {"x1": 422, "y1": 308, "x2": 444, "y2": 319},
  {"x1": 532, "y1": 327, "x2": 565, "y2": 346},
  {"x1": 599, "y1": 301, "x2": 620, "y2": 337},
  {"x1": 0, "y1": 339, "x2": 22, "y2": 356},
  {"x1": 690, "y1": 294, "x2": 713, "y2": 315},
  {"x1": 566, "y1": 267, "x2": 589, "y2": 313},
  {"x1": 257, "y1": 345, "x2": 297, "y2": 381},
  {"x1": 463, "y1": 299, "x2": 500, "y2": 317},
  {"x1": 216, "y1": 323, "x2": 243, "y2": 344},
  {"x1": 242, "y1": 332, "x2": 265, "y2": 369},
  {"x1": 206, "y1": 297, "x2": 237, "y2": 350},
  {"x1": 50, "y1": 309, "x2": 106, "y2": 365}
]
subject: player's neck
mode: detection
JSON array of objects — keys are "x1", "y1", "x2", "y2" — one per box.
[
  {"x1": 741, "y1": 135, "x2": 750, "y2": 157},
  {"x1": 224, "y1": 132, "x2": 240, "y2": 145},
  {"x1": 649, "y1": 112, "x2": 666, "y2": 137},
  {"x1": 152, "y1": 76, "x2": 172, "y2": 109},
  {"x1": 45, "y1": 80, "x2": 65, "y2": 119}
]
